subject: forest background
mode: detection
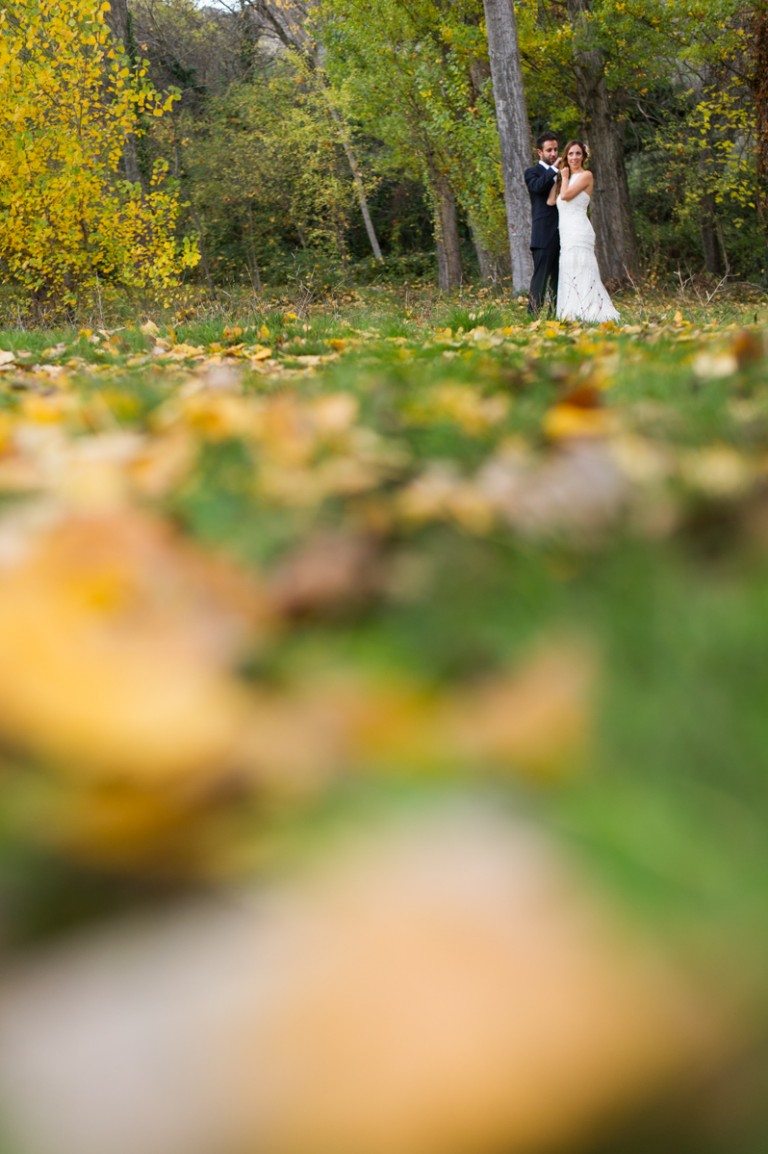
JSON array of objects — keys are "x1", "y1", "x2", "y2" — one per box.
[{"x1": 1, "y1": 0, "x2": 768, "y2": 319}]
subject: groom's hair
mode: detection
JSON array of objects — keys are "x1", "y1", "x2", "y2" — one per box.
[{"x1": 536, "y1": 131, "x2": 558, "y2": 150}]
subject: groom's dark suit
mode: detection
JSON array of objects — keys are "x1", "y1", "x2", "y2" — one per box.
[{"x1": 524, "y1": 161, "x2": 560, "y2": 315}]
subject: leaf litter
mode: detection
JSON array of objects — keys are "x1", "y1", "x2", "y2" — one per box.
[{"x1": 0, "y1": 300, "x2": 767, "y2": 1154}]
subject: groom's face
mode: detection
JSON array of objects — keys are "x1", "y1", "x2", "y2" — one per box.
[{"x1": 538, "y1": 141, "x2": 559, "y2": 164}]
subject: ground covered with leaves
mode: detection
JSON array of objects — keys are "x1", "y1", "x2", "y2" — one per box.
[{"x1": 1, "y1": 286, "x2": 768, "y2": 1154}]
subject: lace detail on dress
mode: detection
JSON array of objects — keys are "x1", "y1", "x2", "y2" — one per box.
[{"x1": 556, "y1": 192, "x2": 619, "y2": 324}]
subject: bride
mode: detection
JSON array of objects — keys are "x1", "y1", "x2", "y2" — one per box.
[{"x1": 547, "y1": 141, "x2": 619, "y2": 323}]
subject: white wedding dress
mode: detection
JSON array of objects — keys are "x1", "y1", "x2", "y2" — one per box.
[{"x1": 556, "y1": 191, "x2": 619, "y2": 323}]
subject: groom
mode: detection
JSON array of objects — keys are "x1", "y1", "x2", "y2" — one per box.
[{"x1": 524, "y1": 132, "x2": 562, "y2": 316}]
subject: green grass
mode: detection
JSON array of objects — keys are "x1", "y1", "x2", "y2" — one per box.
[
  {"x1": 1, "y1": 293, "x2": 768, "y2": 926},
  {"x1": 2, "y1": 284, "x2": 768, "y2": 1145}
]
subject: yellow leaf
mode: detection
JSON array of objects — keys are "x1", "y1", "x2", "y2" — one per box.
[
  {"x1": 0, "y1": 511, "x2": 268, "y2": 787},
  {"x1": 543, "y1": 404, "x2": 616, "y2": 441}
]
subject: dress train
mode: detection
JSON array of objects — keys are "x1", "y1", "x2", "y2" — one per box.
[{"x1": 556, "y1": 191, "x2": 619, "y2": 323}]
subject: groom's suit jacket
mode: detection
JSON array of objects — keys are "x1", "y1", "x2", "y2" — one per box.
[{"x1": 524, "y1": 162, "x2": 559, "y2": 249}]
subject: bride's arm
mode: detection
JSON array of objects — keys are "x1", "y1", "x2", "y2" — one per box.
[{"x1": 559, "y1": 170, "x2": 593, "y2": 201}]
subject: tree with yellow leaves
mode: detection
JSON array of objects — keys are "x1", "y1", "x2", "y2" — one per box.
[{"x1": 0, "y1": 0, "x2": 198, "y2": 312}]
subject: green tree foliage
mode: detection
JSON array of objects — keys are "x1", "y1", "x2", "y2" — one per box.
[
  {"x1": 634, "y1": 1, "x2": 762, "y2": 278},
  {"x1": 0, "y1": 0, "x2": 199, "y2": 309},
  {"x1": 10, "y1": 0, "x2": 759, "y2": 297},
  {"x1": 318, "y1": 0, "x2": 511, "y2": 277},
  {"x1": 145, "y1": 0, "x2": 768, "y2": 287},
  {"x1": 179, "y1": 56, "x2": 362, "y2": 284},
  {"x1": 516, "y1": 0, "x2": 765, "y2": 281}
]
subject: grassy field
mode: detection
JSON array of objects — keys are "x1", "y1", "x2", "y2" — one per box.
[{"x1": 1, "y1": 283, "x2": 768, "y2": 1154}]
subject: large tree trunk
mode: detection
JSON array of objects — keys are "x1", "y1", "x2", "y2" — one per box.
[
  {"x1": 481, "y1": 0, "x2": 533, "y2": 294},
  {"x1": 431, "y1": 171, "x2": 463, "y2": 291},
  {"x1": 749, "y1": 1, "x2": 768, "y2": 228},
  {"x1": 567, "y1": 0, "x2": 637, "y2": 283}
]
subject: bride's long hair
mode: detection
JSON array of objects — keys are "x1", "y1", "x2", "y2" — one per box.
[{"x1": 555, "y1": 140, "x2": 589, "y2": 192}]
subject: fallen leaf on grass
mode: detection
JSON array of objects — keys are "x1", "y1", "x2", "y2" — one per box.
[
  {"x1": 692, "y1": 351, "x2": 739, "y2": 380},
  {"x1": 288, "y1": 353, "x2": 338, "y2": 368},
  {"x1": 679, "y1": 446, "x2": 756, "y2": 499},
  {"x1": 404, "y1": 385, "x2": 509, "y2": 435},
  {"x1": 397, "y1": 439, "x2": 629, "y2": 541},
  {"x1": 308, "y1": 391, "x2": 359, "y2": 435},
  {"x1": 26, "y1": 775, "x2": 252, "y2": 875},
  {"x1": 240, "y1": 638, "x2": 596, "y2": 796},
  {"x1": 692, "y1": 329, "x2": 766, "y2": 380},
  {"x1": 443, "y1": 641, "x2": 596, "y2": 782},
  {"x1": 0, "y1": 422, "x2": 194, "y2": 510},
  {"x1": 731, "y1": 328, "x2": 765, "y2": 368},
  {"x1": 397, "y1": 462, "x2": 498, "y2": 534},
  {"x1": 250, "y1": 345, "x2": 273, "y2": 362},
  {"x1": 159, "y1": 392, "x2": 259, "y2": 440},
  {"x1": 234, "y1": 813, "x2": 734, "y2": 1154},
  {"x1": 609, "y1": 433, "x2": 673, "y2": 486},
  {"x1": 269, "y1": 529, "x2": 385, "y2": 619},
  {"x1": 557, "y1": 383, "x2": 605, "y2": 409},
  {"x1": 19, "y1": 390, "x2": 77, "y2": 424},
  {"x1": 190, "y1": 363, "x2": 242, "y2": 392},
  {"x1": 543, "y1": 400, "x2": 617, "y2": 441},
  {"x1": 167, "y1": 343, "x2": 206, "y2": 361},
  {"x1": 0, "y1": 811, "x2": 736, "y2": 1154},
  {"x1": 0, "y1": 510, "x2": 270, "y2": 785},
  {"x1": 128, "y1": 428, "x2": 197, "y2": 498},
  {"x1": 483, "y1": 441, "x2": 629, "y2": 537}
]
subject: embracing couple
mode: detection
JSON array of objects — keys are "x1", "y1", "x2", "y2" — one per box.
[{"x1": 524, "y1": 131, "x2": 619, "y2": 324}]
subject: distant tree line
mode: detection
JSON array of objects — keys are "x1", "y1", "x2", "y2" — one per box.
[{"x1": 1, "y1": 0, "x2": 766, "y2": 310}]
